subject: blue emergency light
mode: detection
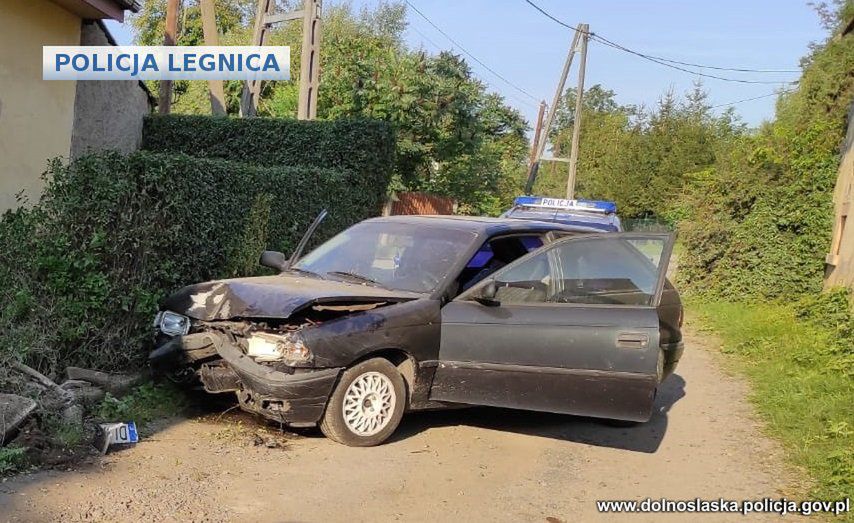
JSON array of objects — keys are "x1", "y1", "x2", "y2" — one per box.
[{"x1": 513, "y1": 196, "x2": 617, "y2": 214}]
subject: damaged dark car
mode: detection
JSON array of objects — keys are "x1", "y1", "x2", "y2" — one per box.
[{"x1": 150, "y1": 215, "x2": 682, "y2": 446}]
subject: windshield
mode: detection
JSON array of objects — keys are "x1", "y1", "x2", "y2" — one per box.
[{"x1": 293, "y1": 221, "x2": 477, "y2": 293}]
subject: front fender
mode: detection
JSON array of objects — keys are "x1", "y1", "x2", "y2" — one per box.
[{"x1": 302, "y1": 299, "x2": 441, "y2": 367}]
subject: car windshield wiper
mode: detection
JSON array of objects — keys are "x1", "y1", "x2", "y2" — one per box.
[
  {"x1": 287, "y1": 267, "x2": 324, "y2": 279},
  {"x1": 326, "y1": 271, "x2": 385, "y2": 287}
]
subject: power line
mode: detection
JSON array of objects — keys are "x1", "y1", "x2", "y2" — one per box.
[
  {"x1": 522, "y1": 0, "x2": 801, "y2": 83},
  {"x1": 408, "y1": 24, "x2": 540, "y2": 111},
  {"x1": 404, "y1": 0, "x2": 541, "y2": 105},
  {"x1": 633, "y1": 54, "x2": 799, "y2": 74},
  {"x1": 709, "y1": 88, "x2": 796, "y2": 109},
  {"x1": 590, "y1": 33, "x2": 798, "y2": 85},
  {"x1": 408, "y1": 25, "x2": 444, "y2": 53}
]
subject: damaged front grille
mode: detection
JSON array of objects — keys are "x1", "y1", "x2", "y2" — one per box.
[{"x1": 199, "y1": 363, "x2": 241, "y2": 393}]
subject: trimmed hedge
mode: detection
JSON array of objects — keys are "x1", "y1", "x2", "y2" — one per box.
[
  {"x1": 142, "y1": 115, "x2": 395, "y2": 183},
  {"x1": 0, "y1": 151, "x2": 389, "y2": 373}
]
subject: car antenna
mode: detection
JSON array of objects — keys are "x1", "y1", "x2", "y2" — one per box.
[{"x1": 288, "y1": 209, "x2": 328, "y2": 268}]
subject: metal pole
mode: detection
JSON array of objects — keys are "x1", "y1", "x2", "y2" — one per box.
[
  {"x1": 200, "y1": 0, "x2": 227, "y2": 115},
  {"x1": 158, "y1": 0, "x2": 180, "y2": 114},
  {"x1": 566, "y1": 24, "x2": 589, "y2": 199}
]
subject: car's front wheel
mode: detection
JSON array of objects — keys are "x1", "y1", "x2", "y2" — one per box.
[{"x1": 320, "y1": 358, "x2": 406, "y2": 446}]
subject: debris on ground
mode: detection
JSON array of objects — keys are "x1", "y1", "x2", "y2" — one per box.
[
  {"x1": 66, "y1": 367, "x2": 144, "y2": 397},
  {"x1": 95, "y1": 422, "x2": 139, "y2": 455},
  {"x1": 60, "y1": 380, "x2": 106, "y2": 407},
  {"x1": 0, "y1": 394, "x2": 37, "y2": 444}
]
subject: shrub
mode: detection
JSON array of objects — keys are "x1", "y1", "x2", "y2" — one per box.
[
  {"x1": 677, "y1": 18, "x2": 853, "y2": 300},
  {"x1": 0, "y1": 151, "x2": 392, "y2": 373},
  {"x1": 142, "y1": 115, "x2": 395, "y2": 185}
]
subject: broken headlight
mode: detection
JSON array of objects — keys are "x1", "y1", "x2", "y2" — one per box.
[
  {"x1": 155, "y1": 311, "x2": 191, "y2": 337},
  {"x1": 246, "y1": 331, "x2": 313, "y2": 366}
]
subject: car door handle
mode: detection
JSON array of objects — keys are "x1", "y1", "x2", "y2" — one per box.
[{"x1": 616, "y1": 332, "x2": 649, "y2": 349}]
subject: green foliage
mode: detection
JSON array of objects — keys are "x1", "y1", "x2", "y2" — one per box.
[
  {"x1": 677, "y1": 3, "x2": 852, "y2": 299},
  {"x1": 43, "y1": 417, "x2": 85, "y2": 449},
  {"x1": 0, "y1": 149, "x2": 391, "y2": 373},
  {"x1": 536, "y1": 83, "x2": 745, "y2": 219},
  {"x1": 690, "y1": 299, "x2": 853, "y2": 503},
  {"x1": 142, "y1": 115, "x2": 395, "y2": 181},
  {"x1": 95, "y1": 382, "x2": 187, "y2": 426},
  {"x1": 0, "y1": 446, "x2": 28, "y2": 476},
  {"x1": 132, "y1": 1, "x2": 529, "y2": 215}
]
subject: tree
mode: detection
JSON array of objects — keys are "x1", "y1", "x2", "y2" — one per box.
[{"x1": 129, "y1": 1, "x2": 531, "y2": 214}]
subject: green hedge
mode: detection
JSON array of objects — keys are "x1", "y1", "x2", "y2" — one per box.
[
  {"x1": 0, "y1": 151, "x2": 389, "y2": 373},
  {"x1": 142, "y1": 115, "x2": 395, "y2": 183}
]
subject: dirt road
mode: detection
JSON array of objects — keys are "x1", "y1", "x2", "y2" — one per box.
[{"x1": 0, "y1": 323, "x2": 802, "y2": 522}]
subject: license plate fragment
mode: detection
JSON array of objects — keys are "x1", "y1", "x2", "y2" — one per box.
[{"x1": 97, "y1": 421, "x2": 139, "y2": 454}]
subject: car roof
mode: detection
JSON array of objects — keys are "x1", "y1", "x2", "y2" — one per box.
[
  {"x1": 503, "y1": 207, "x2": 621, "y2": 232},
  {"x1": 362, "y1": 214, "x2": 604, "y2": 235}
]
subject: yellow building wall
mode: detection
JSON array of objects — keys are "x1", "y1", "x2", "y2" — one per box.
[{"x1": 0, "y1": 0, "x2": 81, "y2": 211}]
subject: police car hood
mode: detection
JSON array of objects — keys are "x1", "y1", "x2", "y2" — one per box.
[{"x1": 161, "y1": 274, "x2": 422, "y2": 320}]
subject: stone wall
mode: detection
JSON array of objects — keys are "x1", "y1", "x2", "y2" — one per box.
[{"x1": 70, "y1": 21, "x2": 153, "y2": 159}]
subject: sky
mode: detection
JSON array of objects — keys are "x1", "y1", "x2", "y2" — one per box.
[{"x1": 105, "y1": 0, "x2": 828, "y2": 128}]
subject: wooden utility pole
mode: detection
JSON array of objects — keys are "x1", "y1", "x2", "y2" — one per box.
[
  {"x1": 297, "y1": 0, "x2": 322, "y2": 119},
  {"x1": 158, "y1": 0, "x2": 180, "y2": 114},
  {"x1": 524, "y1": 101, "x2": 547, "y2": 194},
  {"x1": 526, "y1": 23, "x2": 589, "y2": 196},
  {"x1": 535, "y1": 26, "x2": 582, "y2": 163},
  {"x1": 240, "y1": 0, "x2": 276, "y2": 117},
  {"x1": 241, "y1": 0, "x2": 322, "y2": 119},
  {"x1": 565, "y1": 24, "x2": 588, "y2": 199},
  {"x1": 200, "y1": 0, "x2": 227, "y2": 115}
]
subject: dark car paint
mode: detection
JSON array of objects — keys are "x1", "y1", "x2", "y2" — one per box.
[
  {"x1": 151, "y1": 216, "x2": 683, "y2": 427},
  {"x1": 432, "y1": 302, "x2": 662, "y2": 421},
  {"x1": 301, "y1": 299, "x2": 443, "y2": 408},
  {"x1": 161, "y1": 274, "x2": 422, "y2": 321}
]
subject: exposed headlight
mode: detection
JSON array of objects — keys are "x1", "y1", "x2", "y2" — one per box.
[
  {"x1": 246, "y1": 331, "x2": 313, "y2": 366},
  {"x1": 155, "y1": 311, "x2": 191, "y2": 337}
]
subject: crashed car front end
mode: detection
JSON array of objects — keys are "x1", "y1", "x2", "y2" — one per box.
[
  {"x1": 149, "y1": 275, "x2": 425, "y2": 426},
  {"x1": 151, "y1": 316, "x2": 341, "y2": 425}
]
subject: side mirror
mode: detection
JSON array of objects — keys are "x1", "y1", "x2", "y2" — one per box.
[
  {"x1": 474, "y1": 279, "x2": 500, "y2": 307},
  {"x1": 260, "y1": 250, "x2": 289, "y2": 272}
]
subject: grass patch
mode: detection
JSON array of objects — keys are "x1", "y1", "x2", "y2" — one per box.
[
  {"x1": 0, "y1": 446, "x2": 28, "y2": 475},
  {"x1": 43, "y1": 418, "x2": 85, "y2": 449},
  {"x1": 688, "y1": 298, "x2": 853, "y2": 505},
  {"x1": 94, "y1": 382, "x2": 187, "y2": 428}
]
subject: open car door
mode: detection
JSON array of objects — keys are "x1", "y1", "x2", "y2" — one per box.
[{"x1": 430, "y1": 233, "x2": 675, "y2": 422}]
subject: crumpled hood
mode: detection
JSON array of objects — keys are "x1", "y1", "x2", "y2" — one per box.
[{"x1": 161, "y1": 274, "x2": 422, "y2": 320}]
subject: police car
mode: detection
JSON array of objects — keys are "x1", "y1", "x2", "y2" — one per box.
[{"x1": 502, "y1": 196, "x2": 622, "y2": 232}]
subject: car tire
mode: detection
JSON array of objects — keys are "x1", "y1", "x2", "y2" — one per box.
[{"x1": 320, "y1": 358, "x2": 406, "y2": 447}]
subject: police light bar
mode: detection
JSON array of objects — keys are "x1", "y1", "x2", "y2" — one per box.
[{"x1": 513, "y1": 196, "x2": 617, "y2": 214}]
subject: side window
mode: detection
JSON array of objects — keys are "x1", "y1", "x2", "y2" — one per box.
[
  {"x1": 492, "y1": 250, "x2": 552, "y2": 303},
  {"x1": 457, "y1": 235, "x2": 545, "y2": 293},
  {"x1": 551, "y1": 237, "x2": 665, "y2": 305}
]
